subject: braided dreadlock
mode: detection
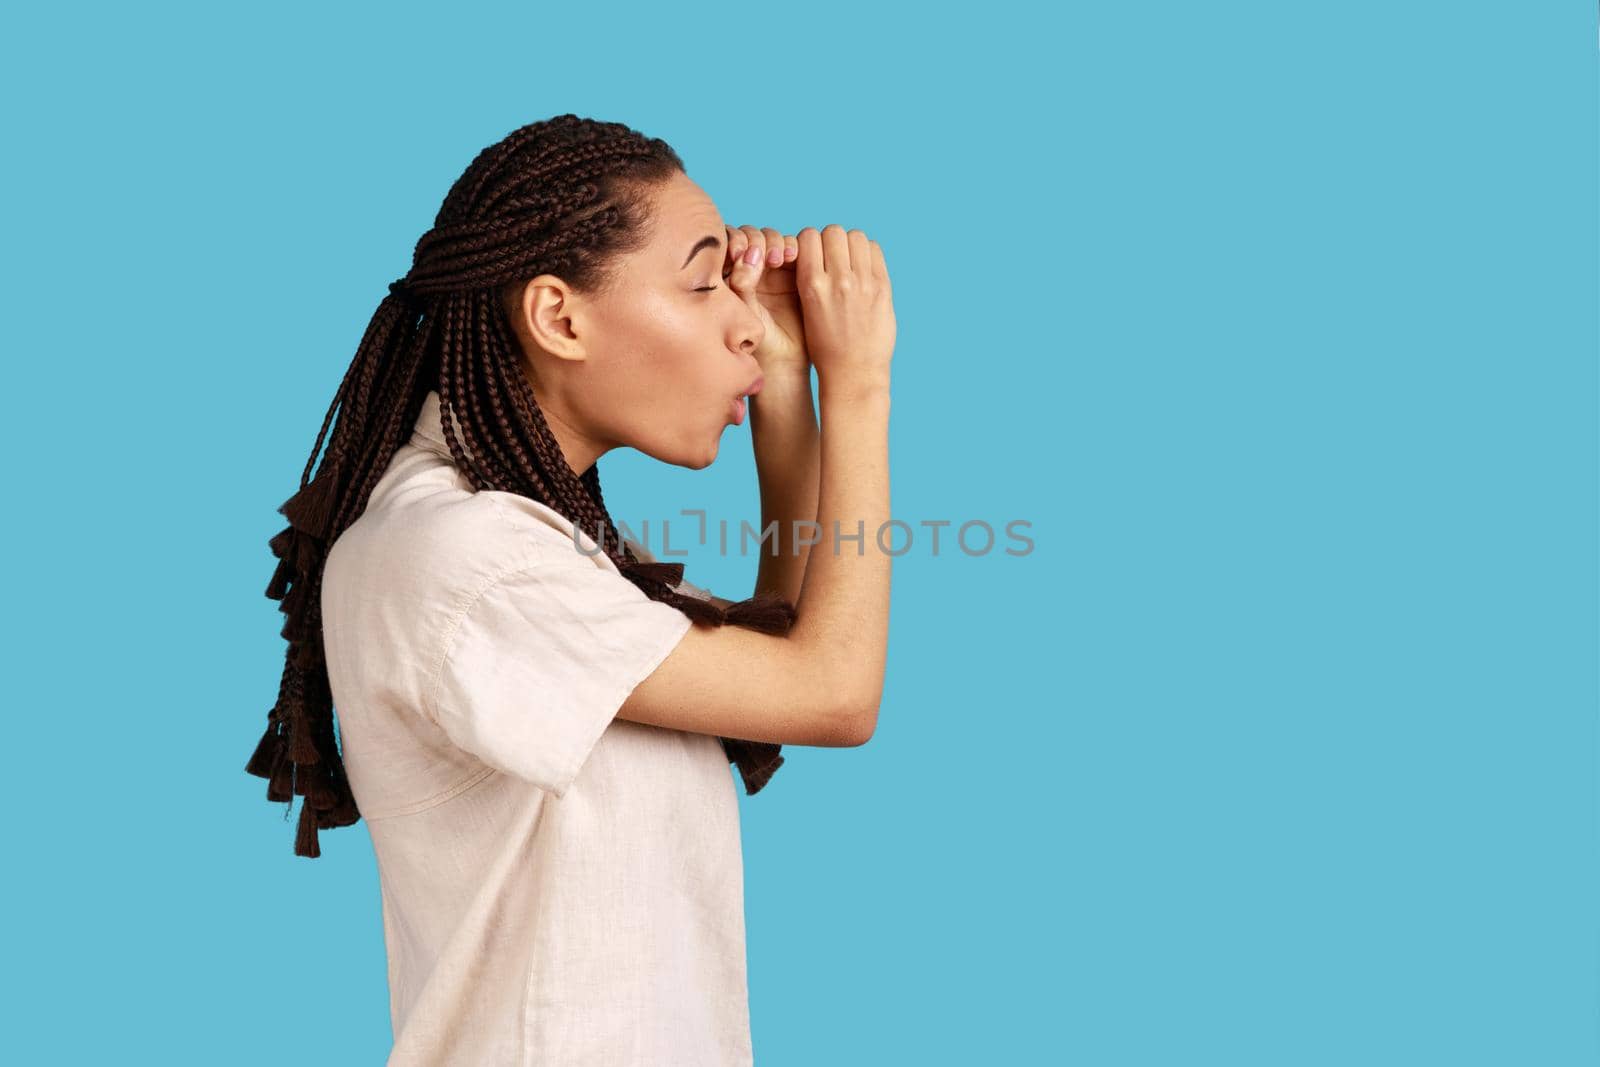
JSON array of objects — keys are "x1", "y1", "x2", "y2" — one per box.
[{"x1": 248, "y1": 114, "x2": 794, "y2": 858}]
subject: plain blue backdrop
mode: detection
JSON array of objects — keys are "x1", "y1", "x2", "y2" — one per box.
[{"x1": 3, "y1": 2, "x2": 1593, "y2": 1063}]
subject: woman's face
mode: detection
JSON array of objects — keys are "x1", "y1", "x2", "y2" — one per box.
[{"x1": 505, "y1": 170, "x2": 766, "y2": 473}]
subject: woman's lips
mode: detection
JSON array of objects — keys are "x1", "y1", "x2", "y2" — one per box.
[{"x1": 730, "y1": 374, "x2": 764, "y2": 426}]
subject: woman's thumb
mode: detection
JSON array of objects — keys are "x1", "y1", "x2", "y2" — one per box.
[{"x1": 727, "y1": 243, "x2": 766, "y2": 297}]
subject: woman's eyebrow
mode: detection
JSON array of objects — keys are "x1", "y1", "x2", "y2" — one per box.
[{"x1": 680, "y1": 234, "x2": 724, "y2": 270}]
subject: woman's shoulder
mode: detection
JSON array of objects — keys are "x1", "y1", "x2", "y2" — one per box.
[
  {"x1": 324, "y1": 479, "x2": 564, "y2": 609},
  {"x1": 479, "y1": 491, "x2": 598, "y2": 559}
]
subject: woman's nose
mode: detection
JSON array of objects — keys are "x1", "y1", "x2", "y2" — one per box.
[{"x1": 739, "y1": 313, "x2": 764, "y2": 356}]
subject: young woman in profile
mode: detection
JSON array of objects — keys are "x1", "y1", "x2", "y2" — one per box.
[{"x1": 244, "y1": 114, "x2": 895, "y2": 1065}]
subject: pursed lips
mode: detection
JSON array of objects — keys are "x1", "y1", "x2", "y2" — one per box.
[{"x1": 729, "y1": 373, "x2": 764, "y2": 426}]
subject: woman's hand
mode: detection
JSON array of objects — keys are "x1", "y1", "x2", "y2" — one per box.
[
  {"x1": 724, "y1": 225, "x2": 807, "y2": 378},
  {"x1": 793, "y1": 225, "x2": 894, "y2": 397}
]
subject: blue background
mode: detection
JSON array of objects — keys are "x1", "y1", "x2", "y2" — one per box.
[{"x1": 4, "y1": 2, "x2": 1594, "y2": 1063}]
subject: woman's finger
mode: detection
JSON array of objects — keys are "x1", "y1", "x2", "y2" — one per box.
[
  {"x1": 795, "y1": 227, "x2": 823, "y2": 289},
  {"x1": 729, "y1": 224, "x2": 766, "y2": 288},
  {"x1": 848, "y1": 229, "x2": 871, "y2": 282},
  {"x1": 723, "y1": 224, "x2": 744, "y2": 276},
  {"x1": 820, "y1": 224, "x2": 850, "y2": 274},
  {"x1": 761, "y1": 227, "x2": 784, "y2": 267}
]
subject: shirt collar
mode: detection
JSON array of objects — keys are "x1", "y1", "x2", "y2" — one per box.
[
  {"x1": 410, "y1": 390, "x2": 685, "y2": 582},
  {"x1": 411, "y1": 389, "x2": 472, "y2": 462}
]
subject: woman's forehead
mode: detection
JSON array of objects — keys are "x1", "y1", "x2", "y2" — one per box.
[
  {"x1": 645, "y1": 199, "x2": 726, "y2": 268},
  {"x1": 651, "y1": 175, "x2": 723, "y2": 239}
]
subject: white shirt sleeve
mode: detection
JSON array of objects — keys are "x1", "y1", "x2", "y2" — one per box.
[{"x1": 423, "y1": 557, "x2": 694, "y2": 796}]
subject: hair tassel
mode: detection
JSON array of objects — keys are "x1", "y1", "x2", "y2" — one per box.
[
  {"x1": 265, "y1": 556, "x2": 294, "y2": 600},
  {"x1": 724, "y1": 738, "x2": 785, "y2": 795},
  {"x1": 621, "y1": 560, "x2": 686, "y2": 586},
  {"x1": 324, "y1": 788, "x2": 361, "y2": 829},
  {"x1": 295, "y1": 758, "x2": 338, "y2": 811},
  {"x1": 292, "y1": 529, "x2": 322, "y2": 576},
  {"x1": 279, "y1": 594, "x2": 312, "y2": 646},
  {"x1": 266, "y1": 749, "x2": 295, "y2": 802},
  {"x1": 673, "y1": 594, "x2": 725, "y2": 627},
  {"x1": 721, "y1": 593, "x2": 797, "y2": 636},
  {"x1": 279, "y1": 463, "x2": 343, "y2": 541},
  {"x1": 288, "y1": 714, "x2": 321, "y2": 766},
  {"x1": 244, "y1": 720, "x2": 286, "y2": 779},
  {"x1": 280, "y1": 577, "x2": 305, "y2": 615},
  {"x1": 294, "y1": 801, "x2": 322, "y2": 858}
]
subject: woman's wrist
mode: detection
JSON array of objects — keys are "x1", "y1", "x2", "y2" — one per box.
[
  {"x1": 817, "y1": 367, "x2": 891, "y2": 409},
  {"x1": 750, "y1": 366, "x2": 818, "y2": 476},
  {"x1": 753, "y1": 360, "x2": 812, "y2": 395},
  {"x1": 750, "y1": 365, "x2": 815, "y2": 421}
]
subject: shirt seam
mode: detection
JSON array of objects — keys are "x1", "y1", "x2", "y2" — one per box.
[
  {"x1": 422, "y1": 558, "x2": 551, "y2": 727},
  {"x1": 515, "y1": 794, "x2": 559, "y2": 1066},
  {"x1": 485, "y1": 493, "x2": 603, "y2": 566},
  {"x1": 359, "y1": 765, "x2": 497, "y2": 822}
]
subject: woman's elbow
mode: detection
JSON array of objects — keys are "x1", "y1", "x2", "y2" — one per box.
[{"x1": 833, "y1": 696, "x2": 880, "y2": 748}]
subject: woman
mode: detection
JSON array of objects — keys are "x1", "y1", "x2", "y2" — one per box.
[{"x1": 246, "y1": 114, "x2": 895, "y2": 1065}]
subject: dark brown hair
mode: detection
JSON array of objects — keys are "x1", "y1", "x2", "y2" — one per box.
[{"x1": 248, "y1": 115, "x2": 793, "y2": 858}]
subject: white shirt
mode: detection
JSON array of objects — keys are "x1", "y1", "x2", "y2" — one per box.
[{"x1": 320, "y1": 389, "x2": 753, "y2": 1065}]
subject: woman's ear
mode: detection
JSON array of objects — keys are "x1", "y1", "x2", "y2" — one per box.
[{"x1": 507, "y1": 275, "x2": 589, "y2": 365}]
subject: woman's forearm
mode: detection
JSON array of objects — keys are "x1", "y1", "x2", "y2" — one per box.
[
  {"x1": 790, "y1": 373, "x2": 891, "y2": 735},
  {"x1": 749, "y1": 368, "x2": 820, "y2": 608}
]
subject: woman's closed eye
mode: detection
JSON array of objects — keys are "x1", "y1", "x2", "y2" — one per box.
[{"x1": 695, "y1": 284, "x2": 721, "y2": 293}]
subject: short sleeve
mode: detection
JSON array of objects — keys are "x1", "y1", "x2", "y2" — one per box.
[{"x1": 424, "y1": 557, "x2": 694, "y2": 796}]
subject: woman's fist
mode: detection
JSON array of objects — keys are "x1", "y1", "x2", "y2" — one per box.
[{"x1": 793, "y1": 225, "x2": 895, "y2": 394}]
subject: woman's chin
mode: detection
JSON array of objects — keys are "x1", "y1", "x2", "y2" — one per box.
[
  {"x1": 668, "y1": 436, "x2": 719, "y2": 471},
  {"x1": 638, "y1": 432, "x2": 720, "y2": 470},
  {"x1": 692, "y1": 440, "x2": 720, "y2": 469}
]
